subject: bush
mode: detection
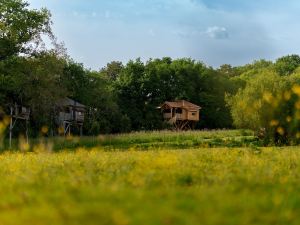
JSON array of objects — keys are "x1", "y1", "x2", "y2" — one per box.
[{"x1": 227, "y1": 69, "x2": 300, "y2": 145}]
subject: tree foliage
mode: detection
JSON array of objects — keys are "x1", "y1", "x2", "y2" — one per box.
[
  {"x1": 227, "y1": 65, "x2": 300, "y2": 145},
  {"x1": 114, "y1": 58, "x2": 234, "y2": 130},
  {"x1": 3, "y1": 0, "x2": 300, "y2": 144},
  {"x1": 275, "y1": 55, "x2": 300, "y2": 76},
  {"x1": 0, "y1": 0, "x2": 52, "y2": 60}
]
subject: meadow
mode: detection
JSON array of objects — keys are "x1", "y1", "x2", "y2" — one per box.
[
  {"x1": 2, "y1": 129, "x2": 257, "y2": 152},
  {"x1": 0, "y1": 130, "x2": 300, "y2": 225}
]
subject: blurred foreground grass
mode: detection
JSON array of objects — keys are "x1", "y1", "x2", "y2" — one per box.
[{"x1": 0, "y1": 147, "x2": 300, "y2": 225}]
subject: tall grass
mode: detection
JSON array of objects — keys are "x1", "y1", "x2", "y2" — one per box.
[
  {"x1": 2, "y1": 129, "x2": 257, "y2": 152},
  {"x1": 0, "y1": 148, "x2": 299, "y2": 224}
]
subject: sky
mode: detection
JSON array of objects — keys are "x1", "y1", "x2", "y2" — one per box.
[{"x1": 27, "y1": 0, "x2": 300, "y2": 70}]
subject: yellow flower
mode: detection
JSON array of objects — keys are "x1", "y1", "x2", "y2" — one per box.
[
  {"x1": 286, "y1": 116, "x2": 292, "y2": 123},
  {"x1": 270, "y1": 120, "x2": 279, "y2": 127},
  {"x1": 58, "y1": 126, "x2": 64, "y2": 135},
  {"x1": 41, "y1": 126, "x2": 49, "y2": 134},
  {"x1": 292, "y1": 85, "x2": 300, "y2": 96},
  {"x1": 295, "y1": 101, "x2": 300, "y2": 110},
  {"x1": 18, "y1": 136, "x2": 30, "y2": 152},
  {"x1": 3, "y1": 116, "x2": 10, "y2": 126},
  {"x1": 284, "y1": 91, "x2": 291, "y2": 101},
  {"x1": 277, "y1": 127, "x2": 285, "y2": 136},
  {"x1": 263, "y1": 92, "x2": 273, "y2": 103}
]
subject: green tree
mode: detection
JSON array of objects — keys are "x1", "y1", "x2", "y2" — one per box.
[
  {"x1": 227, "y1": 68, "x2": 300, "y2": 145},
  {"x1": 101, "y1": 61, "x2": 123, "y2": 81},
  {"x1": 114, "y1": 58, "x2": 235, "y2": 130},
  {"x1": 275, "y1": 55, "x2": 300, "y2": 76},
  {"x1": 62, "y1": 61, "x2": 129, "y2": 134},
  {"x1": 0, "y1": 0, "x2": 52, "y2": 60},
  {"x1": 218, "y1": 64, "x2": 238, "y2": 77}
]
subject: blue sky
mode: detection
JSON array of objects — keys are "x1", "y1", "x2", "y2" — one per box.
[{"x1": 27, "y1": 0, "x2": 300, "y2": 70}]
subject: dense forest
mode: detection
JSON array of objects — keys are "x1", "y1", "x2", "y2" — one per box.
[{"x1": 2, "y1": 0, "x2": 300, "y2": 144}]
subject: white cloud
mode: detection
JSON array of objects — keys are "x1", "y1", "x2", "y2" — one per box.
[
  {"x1": 25, "y1": 0, "x2": 300, "y2": 69},
  {"x1": 205, "y1": 26, "x2": 229, "y2": 39}
]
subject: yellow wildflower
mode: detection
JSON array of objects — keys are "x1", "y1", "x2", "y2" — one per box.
[
  {"x1": 284, "y1": 91, "x2": 291, "y2": 101},
  {"x1": 41, "y1": 126, "x2": 49, "y2": 134},
  {"x1": 270, "y1": 120, "x2": 279, "y2": 127},
  {"x1": 58, "y1": 126, "x2": 64, "y2": 135},
  {"x1": 295, "y1": 101, "x2": 300, "y2": 110},
  {"x1": 3, "y1": 116, "x2": 10, "y2": 126},
  {"x1": 18, "y1": 136, "x2": 30, "y2": 152},
  {"x1": 277, "y1": 127, "x2": 285, "y2": 136},
  {"x1": 286, "y1": 116, "x2": 292, "y2": 123},
  {"x1": 263, "y1": 92, "x2": 273, "y2": 103},
  {"x1": 292, "y1": 85, "x2": 300, "y2": 96}
]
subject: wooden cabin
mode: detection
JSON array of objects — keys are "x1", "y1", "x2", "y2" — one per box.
[
  {"x1": 56, "y1": 98, "x2": 86, "y2": 136},
  {"x1": 8, "y1": 103, "x2": 31, "y2": 148},
  {"x1": 158, "y1": 100, "x2": 201, "y2": 130},
  {"x1": 11, "y1": 104, "x2": 30, "y2": 120}
]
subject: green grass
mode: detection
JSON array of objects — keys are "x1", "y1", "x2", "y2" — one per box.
[
  {"x1": 51, "y1": 129, "x2": 258, "y2": 151},
  {"x1": 0, "y1": 130, "x2": 298, "y2": 225},
  {"x1": 0, "y1": 147, "x2": 300, "y2": 225},
  {"x1": 2, "y1": 129, "x2": 258, "y2": 152}
]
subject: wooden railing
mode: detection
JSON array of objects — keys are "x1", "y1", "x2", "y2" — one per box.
[
  {"x1": 176, "y1": 114, "x2": 182, "y2": 119},
  {"x1": 59, "y1": 112, "x2": 84, "y2": 122},
  {"x1": 164, "y1": 113, "x2": 183, "y2": 119},
  {"x1": 163, "y1": 113, "x2": 172, "y2": 119},
  {"x1": 75, "y1": 113, "x2": 84, "y2": 122}
]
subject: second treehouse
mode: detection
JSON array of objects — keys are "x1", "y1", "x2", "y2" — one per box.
[{"x1": 158, "y1": 100, "x2": 201, "y2": 130}]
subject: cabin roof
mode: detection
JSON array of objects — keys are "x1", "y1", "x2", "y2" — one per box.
[
  {"x1": 159, "y1": 100, "x2": 201, "y2": 110},
  {"x1": 56, "y1": 98, "x2": 86, "y2": 109}
]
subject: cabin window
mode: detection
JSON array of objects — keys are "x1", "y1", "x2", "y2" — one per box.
[
  {"x1": 64, "y1": 107, "x2": 71, "y2": 113},
  {"x1": 191, "y1": 111, "x2": 197, "y2": 116},
  {"x1": 176, "y1": 108, "x2": 182, "y2": 114},
  {"x1": 164, "y1": 109, "x2": 171, "y2": 113}
]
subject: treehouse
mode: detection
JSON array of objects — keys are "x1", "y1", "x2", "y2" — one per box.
[
  {"x1": 158, "y1": 100, "x2": 201, "y2": 130},
  {"x1": 56, "y1": 98, "x2": 86, "y2": 136},
  {"x1": 10, "y1": 104, "x2": 30, "y2": 120},
  {"x1": 8, "y1": 103, "x2": 31, "y2": 148}
]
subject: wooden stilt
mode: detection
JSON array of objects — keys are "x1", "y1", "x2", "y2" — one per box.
[
  {"x1": 26, "y1": 120, "x2": 29, "y2": 144},
  {"x1": 7, "y1": 104, "x2": 31, "y2": 148}
]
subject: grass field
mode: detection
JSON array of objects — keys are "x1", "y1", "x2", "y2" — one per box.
[
  {"x1": 0, "y1": 131, "x2": 299, "y2": 225},
  {"x1": 2, "y1": 129, "x2": 258, "y2": 152}
]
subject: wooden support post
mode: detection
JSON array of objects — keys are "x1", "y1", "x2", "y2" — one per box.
[
  {"x1": 26, "y1": 120, "x2": 29, "y2": 144},
  {"x1": 191, "y1": 122, "x2": 196, "y2": 130},
  {"x1": 181, "y1": 121, "x2": 189, "y2": 130},
  {"x1": 80, "y1": 125, "x2": 83, "y2": 137},
  {"x1": 63, "y1": 121, "x2": 67, "y2": 136}
]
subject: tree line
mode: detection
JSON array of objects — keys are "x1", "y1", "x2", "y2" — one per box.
[{"x1": 2, "y1": 0, "x2": 300, "y2": 144}]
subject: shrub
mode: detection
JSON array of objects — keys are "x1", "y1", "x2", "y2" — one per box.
[{"x1": 227, "y1": 69, "x2": 300, "y2": 145}]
